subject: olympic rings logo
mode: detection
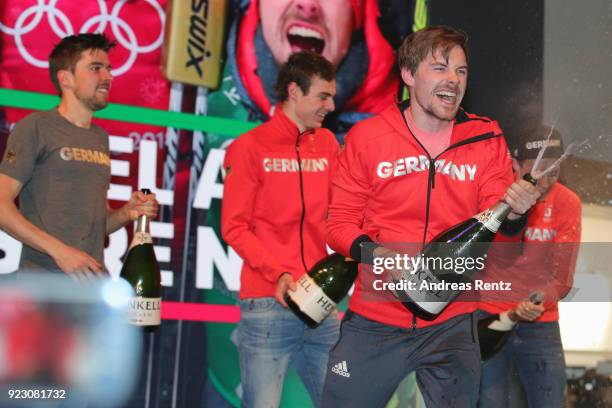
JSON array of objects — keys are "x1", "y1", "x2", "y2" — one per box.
[{"x1": 0, "y1": 0, "x2": 165, "y2": 76}]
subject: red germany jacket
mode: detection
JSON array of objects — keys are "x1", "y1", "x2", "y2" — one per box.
[
  {"x1": 479, "y1": 183, "x2": 581, "y2": 322},
  {"x1": 222, "y1": 109, "x2": 339, "y2": 299},
  {"x1": 327, "y1": 101, "x2": 514, "y2": 328}
]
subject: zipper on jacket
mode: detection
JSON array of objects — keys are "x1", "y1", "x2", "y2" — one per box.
[
  {"x1": 398, "y1": 107, "x2": 503, "y2": 248},
  {"x1": 420, "y1": 135, "x2": 502, "y2": 247},
  {"x1": 398, "y1": 105, "x2": 503, "y2": 325},
  {"x1": 397, "y1": 111, "x2": 435, "y2": 249},
  {"x1": 429, "y1": 159, "x2": 436, "y2": 189},
  {"x1": 295, "y1": 130, "x2": 311, "y2": 273}
]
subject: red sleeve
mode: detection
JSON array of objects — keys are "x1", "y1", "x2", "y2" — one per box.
[
  {"x1": 326, "y1": 130, "x2": 372, "y2": 257},
  {"x1": 221, "y1": 137, "x2": 285, "y2": 283},
  {"x1": 478, "y1": 123, "x2": 514, "y2": 211},
  {"x1": 542, "y1": 191, "x2": 582, "y2": 306}
]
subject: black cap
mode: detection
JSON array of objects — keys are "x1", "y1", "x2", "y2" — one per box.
[{"x1": 513, "y1": 124, "x2": 564, "y2": 161}]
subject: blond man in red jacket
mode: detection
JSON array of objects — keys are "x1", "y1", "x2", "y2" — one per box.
[
  {"x1": 222, "y1": 51, "x2": 339, "y2": 408},
  {"x1": 321, "y1": 26, "x2": 541, "y2": 407}
]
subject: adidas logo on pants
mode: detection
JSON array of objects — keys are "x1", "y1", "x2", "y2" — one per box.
[{"x1": 331, "y1": 361, "x2": 351, "y2": 378}]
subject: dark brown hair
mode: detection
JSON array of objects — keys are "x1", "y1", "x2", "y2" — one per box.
[
  {"x1": 275, "y1": 52, "x2": 335, "y2": 102},
  {"x1": 48, "y1": 33, "x2": 116, "y2": 95}
]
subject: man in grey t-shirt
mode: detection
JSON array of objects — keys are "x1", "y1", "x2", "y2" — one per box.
[{"x1": 0, "y1": 33, "x2": 158, "y2": 278}]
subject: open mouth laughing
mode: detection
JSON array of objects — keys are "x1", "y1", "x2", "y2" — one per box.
[
  {"x1": 287, "y1": 24, "x2": 325, "y2": 54},
  {"x1": 435, "y1": 89, "x2": 458, "y2": 105}
]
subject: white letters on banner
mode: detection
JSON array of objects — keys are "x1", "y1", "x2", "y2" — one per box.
[
  {"x1": 193, "y1": 148, "x2": 225, "y2": 210},
  {"x1": 192, "y1": 148, "x2": 242, "y2": 291},
  {"x1": 196, "y1": 227, "x2": 241, "y2": 291},
  {"x1": 109, "y1": 135, "x2": 134, "y2": 201}
]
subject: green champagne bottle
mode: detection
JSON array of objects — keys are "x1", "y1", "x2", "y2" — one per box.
[
  {"x1": 119, "y1": 189, "x2": 162, "y2": 332},
  {"x1": 393, "y1": 174, "x2": 537, "y2": 320},
  {"x1": 285, "y1": 253, "x2": 358, "y2": 328}
]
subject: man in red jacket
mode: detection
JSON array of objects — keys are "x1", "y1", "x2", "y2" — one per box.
[
  {"x1": 321, "y1": 26, "x2": 541, "y2": 407},
  {"x1": 478, "y1": 125, "x2": 581, "y2": 408},
  {"x1": 221, "y1": 51, "x2": 340, "y2": 407}
]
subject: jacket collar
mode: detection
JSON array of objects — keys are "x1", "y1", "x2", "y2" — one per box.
[
  {"x1": 382, "y1": 100, "x2": 482, "y2": 149},
  {"x1": 393, "y1": 98, "x2": 470, "y2": 125},
  {"x1": 269, "y1": 107, "x2": 311, "y2": 142}
]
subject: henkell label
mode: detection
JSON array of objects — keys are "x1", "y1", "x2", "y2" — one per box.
[
  {"x1": 127, "y1": 297, "x2": 161, "y2": 326},
  {"x1": 288, "y1": 274, "x2": 336, "y2": 323}
]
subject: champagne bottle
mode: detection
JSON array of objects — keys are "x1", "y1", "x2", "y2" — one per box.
[
  {"x1": 478, "y1": 293, "x2": 543, "y2": 360},
  {"x1": 120, "y1": 189, "x2": 162, "y2": 332},
  {"x1": 285, "y1": 253, "x2": 358, "y2": 328},
  {"x1": 393, "y1": 175, "x2": 537, "y2": 320}
]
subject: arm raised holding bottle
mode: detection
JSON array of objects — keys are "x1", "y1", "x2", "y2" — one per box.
[
  {"x1": 503, "y1": 178, "x2": 541, "y2": 219},
  {"x1": 368, "y1": 176, "x2": 541, "y2": 319}
]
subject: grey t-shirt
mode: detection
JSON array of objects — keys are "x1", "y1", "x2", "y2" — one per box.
[{"x1": 0, "y1": 109, "x2": 111, "y2": 272}]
